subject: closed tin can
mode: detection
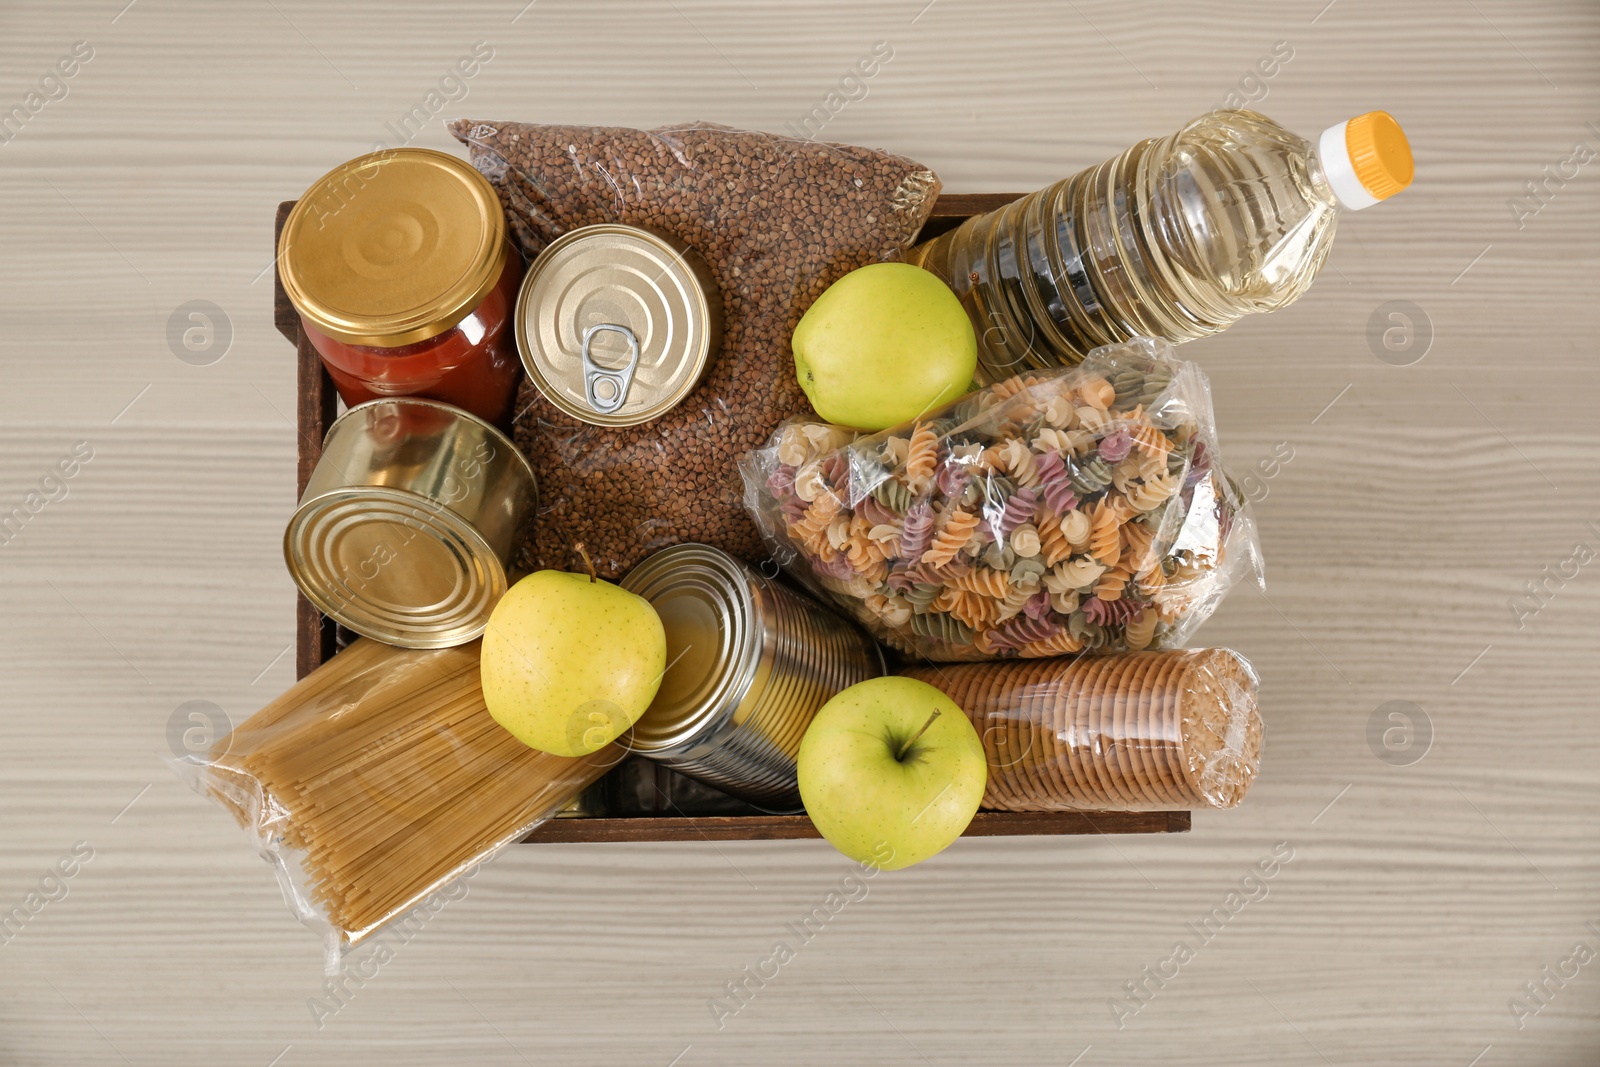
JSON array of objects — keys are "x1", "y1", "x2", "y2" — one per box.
[
  {"x1": 515, "y1": 223, "x2": 722, "y2": 426},
  {"x1": 620, "y1": 544, "x2": 884, "y2": 809},
  {"x1": 285, "y1": 397, "x2": 537, "y2": 649}
]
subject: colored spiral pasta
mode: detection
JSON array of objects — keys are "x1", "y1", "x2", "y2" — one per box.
[
  {"x1": 996, "y1": 487, "x2": 1038, "y2": 538},
  {"x1": 1068, "y1": 456, "x2": 1114, "y2": 495},
  {"x1": 1083, "y1": 595, "x2": 1141, "y2": 626},
  {"x1": 1093, "y1": 563, "x2": 1132, "y2": 602},
  {"x1": 746, "y1": 338, "x2": 1247, "y2": 660},
  {"x1": 1077, "y1": 376, "x2": 1116, "y2": 410},
  {"x1": 1009, "y1": 523, "x2": 1042, "y2": 559},
  {"x1": 949, "y1": 567, "x2": 1010, "y2": 598},
  {"x1": 905, "y1": 423, "x2": 939, "y2": 490},
  {"x1": 998, "y1": 438, "x2": 1041, "y2": 489},
  {"x1": 871, "y1": 477, "x2": 916, "y2": 513},
  {"x1": 1033, "y1": 449, "x2": 1080, "y2": 515},
  {"x1": 991, "y1": 612, "x2": 1059, "y2": 650},
  {"x1": 1052, "y1": 557, "x2": 1107, "y2": 592},
  {"x1": 899, "y1": 501, "x2": 935, "y2": 563},
  {"x1": 1018, "y1": 629, "x2": 1086, "y2": 657},
  {"x1": 921, "y1": 509, "x2": 980, "y2": 569},
  {"x1": 1035, "y1": 511, "x2": 1072, "y2": 568},
  {"x1": 910, "y1": 611, "x2": 974, "y2": 645},
  {"x1": 1088, "y1": 500, "x2": 1122, "y2": 566},
  {"x1": 1122, "y1": 609, "x2": 1158, "y2": 650},
  {"x1": 1123, "y1": 470, "x2": 1180, "y2": 512}
]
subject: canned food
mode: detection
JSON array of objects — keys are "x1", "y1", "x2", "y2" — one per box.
[
  {"x1": 515, "y1": 223, "x2": 722, "y2": 426},
  {"x1": 620, "y1": 544, "x2": 883, "y2": 809},
  {"x1": 284, "y1": 398, "x2": 537, "y2": 649},
  {"x1": 278, "y1": 148, "x2": 524, "y2": 427}
]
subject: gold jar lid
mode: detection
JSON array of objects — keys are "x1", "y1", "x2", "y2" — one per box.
[
  {"x1": 279, "y1": 148, "x2": 509, "y2": 347},
  {"x1": 516, "y1": 224, "x2": 722, "y2": 426}
]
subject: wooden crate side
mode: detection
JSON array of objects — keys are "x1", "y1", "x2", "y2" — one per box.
[
  {"x1": 277, "y1": 201, "x2": 339, "y2": 678},
  {"x1": 523, "y1": 809, "x2": 1189, "y2": 843}
]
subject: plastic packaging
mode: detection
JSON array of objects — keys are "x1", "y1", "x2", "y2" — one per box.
[
  {"x1": 908, "y1": 109, "x2": 1414, "y2": 381},
  {"x1": 902, "y1": 648, "x2": 1262, "y2": 810},
  {"x1": 174, "y1": 638, "x2": 620, "y2": 956},
  {"x1": 740, "y1": 337, "x2": 1262, "y2": 662},
  {"x1": 449, "y1": 119, "x2": 940, "y2": 579}
]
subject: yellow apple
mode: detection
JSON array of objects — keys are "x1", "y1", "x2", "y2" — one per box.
[
  {"x1": 481, "y1": 569, "x2": 667, "y2": 756},
  {"x1": 798, "y1": 677, "x2": 987, "y2": 870},
  {"x1": 792, "y1": 262, "x2": 977, "y2": 431}
]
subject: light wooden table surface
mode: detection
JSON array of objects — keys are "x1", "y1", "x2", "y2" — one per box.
[{"x1": 2, "y1": 1, "x2": 1597, "y2": 1064}]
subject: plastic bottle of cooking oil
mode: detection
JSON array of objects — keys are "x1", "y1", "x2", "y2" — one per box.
[{"x1": 909, "y1": 109, "x2": 1414, "y2": 381}]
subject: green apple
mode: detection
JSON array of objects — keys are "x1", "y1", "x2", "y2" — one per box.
[
  {"x1": 798, "y1": 676, "x2": 986, "y2": 870},
  {"x1": 792, "y1": 262, "x2": 977, "y2": 431},
  {"x1": 481, "y1": 568, "x2": 667, "y2": 757}
]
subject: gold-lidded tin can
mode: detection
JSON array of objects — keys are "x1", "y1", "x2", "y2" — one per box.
[
  {"x1": 515, "y1": 223, "x2": 722, "y2": 426},
  {"x1": 620, "y1": 544, "x2": 883, "y2": 809},
  {"x1": 285, "y1": 398, "x2": 537, "y2": 649}
]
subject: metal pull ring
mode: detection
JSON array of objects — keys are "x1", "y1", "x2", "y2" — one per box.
[{"x1": 581, "y1": 322, "x2": 640, "y2": 414}]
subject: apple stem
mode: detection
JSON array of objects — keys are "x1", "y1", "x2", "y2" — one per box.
[
  {"x1": 896, "y1": 709, "x2": 940, "y2": 762},
  {"x1": 574, "y1": 542, "x2": 597, "y2": 583}
]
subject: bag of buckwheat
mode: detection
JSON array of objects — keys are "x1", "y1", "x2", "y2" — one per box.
[{"x1": 449, "y1": 119, "x2": 939, "y2": 579}]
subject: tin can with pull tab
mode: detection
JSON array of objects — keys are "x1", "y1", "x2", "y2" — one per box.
[{"x1": 515, "y1": 223, "x2": 722, "y2": 427}]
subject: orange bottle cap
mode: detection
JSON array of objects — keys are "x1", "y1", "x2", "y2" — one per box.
[{"x1": 1345, "y1": 110, "x2": 1414, "y2": 201}]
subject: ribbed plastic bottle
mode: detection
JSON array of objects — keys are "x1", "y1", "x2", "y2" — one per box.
[{"x1": 908, "y1": 109, "x2": 1414, "y2": 381}]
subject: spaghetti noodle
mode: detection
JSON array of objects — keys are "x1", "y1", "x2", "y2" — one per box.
[{"x1": 192, "y1": 638, "x2": 621, "y2": 946}]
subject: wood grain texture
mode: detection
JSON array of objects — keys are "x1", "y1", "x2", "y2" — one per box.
[{"x1": 0, "y1": 0, "x2": 1597, "y2": 1065}]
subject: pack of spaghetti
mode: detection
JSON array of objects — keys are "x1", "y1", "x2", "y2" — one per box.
[
  {"x1": 740, "y1": 338, "x2": 1262, "y2": 662},
  {"x1": 176, "y1": 638, "x2": 620, "y2": 955}
]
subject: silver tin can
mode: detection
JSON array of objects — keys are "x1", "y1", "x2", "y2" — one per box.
[
  {"x1": 620, "y1": 544, "x2": 884, "y2": 809},
  {"x1": 284, "y1": 398, "x2": 537, "y2": 649},
  {"x1": 514, "y1": 223, "x2": 722, "y2": 427}
]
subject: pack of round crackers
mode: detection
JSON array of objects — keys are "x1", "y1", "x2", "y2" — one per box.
[{"x1": 903, "y1": 648, "x2": 1262, "y2": 810}]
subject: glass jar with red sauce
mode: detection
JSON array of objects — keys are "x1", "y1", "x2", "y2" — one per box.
[{"x1": 279, "y1": 148, "x2": 524, "y2": 428}]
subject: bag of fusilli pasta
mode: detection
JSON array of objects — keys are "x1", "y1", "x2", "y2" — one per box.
[{"x1": 738, "y1": 337, "x2": 1263, "y2": 662}]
